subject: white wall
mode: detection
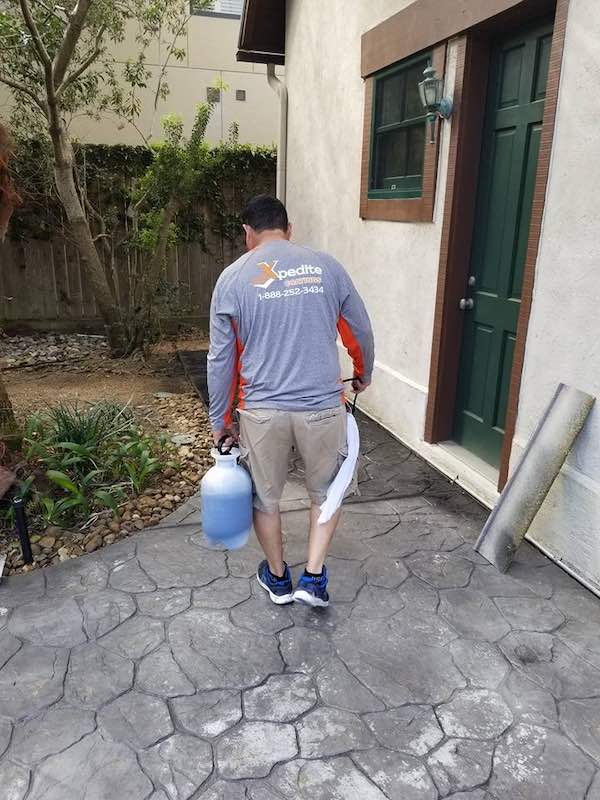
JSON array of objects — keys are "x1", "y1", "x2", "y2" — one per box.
[
  {"x1": 0, "y1": 14, "x2": 280, "y2": 146},
  {"x1": 511, "y1": 0, "x2": 600, "y2": 593},
  {"x1": 285, "y1": 0, "x2": 600, "y2": 590},
  {"x1": 285, "y1": 0, "x2": 455, "y2": 450}
]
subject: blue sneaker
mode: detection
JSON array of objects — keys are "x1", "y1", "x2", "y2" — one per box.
[
  {"x1": 293, "y1": 566, "x2": 330, "y2": 608},
  {"x1": 256, "y1": 560, "x2": 294, "y2": 605}
]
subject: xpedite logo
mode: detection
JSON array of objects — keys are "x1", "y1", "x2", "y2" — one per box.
[
  {"x1": 251, "y1": 261, "x2": 280, "y2": 289},
  {"x1": 251, "y1": 261, "x2": 323, "y2": 290}
]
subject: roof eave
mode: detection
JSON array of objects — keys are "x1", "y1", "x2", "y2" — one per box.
[
  {"x1": 237, "y1": 0, "x2": 285, "y2": 65},
  {"x1": 237, "y1": 49, "x2": 285, "y2": 65}
]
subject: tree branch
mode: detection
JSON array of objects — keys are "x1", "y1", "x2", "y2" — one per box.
[
  {"x1": 19, "y1": 0, "x2": 58, "y2": 116},
  {"x1": 153, "y1": 14, "x2": 190, "y2": 113},
  {"x1": 0, "y1": 74, "x2": 46, "y2": 112},
  {"x1": 57, "y1": 26, "x2": 106, "y2": 97},
  {"x1": 36, "y1": 0, "x2": 69, "y2": 24},
  {"x1": 107, "y1": 110, "x2": 152, "y2": 150},
  {"x1": 82, "y1": 190, "x2": 112, "y2": 258},
  {"x1": 19, "y1": 0, "x2": 52, "y2": 69},
  {"x1": 52, "y1": 0, "x2": 93, "y2": 89},
  {"x1": 0, "y1": 39, "x2": 33, "y2": 52}
]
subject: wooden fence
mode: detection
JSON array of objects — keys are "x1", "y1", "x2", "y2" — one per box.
[
  {"x1": 1, "y1": 141, "x2": 275, "y2": 332},
  {"x1": 0, "y1": 232, "x2": 244, "y2": 332}
]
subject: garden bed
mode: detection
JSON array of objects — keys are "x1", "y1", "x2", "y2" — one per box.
[{"x1": 1, "y1": 333, "x2": 212, "y2": 576}]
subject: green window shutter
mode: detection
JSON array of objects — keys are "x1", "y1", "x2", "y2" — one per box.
[{"x1": 368, "y1": 54, "x2": 431, "y2": 200}]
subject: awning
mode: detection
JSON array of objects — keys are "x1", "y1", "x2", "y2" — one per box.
[{"x1": 237, "y1": 0, "x2": 285, "y2": 65}]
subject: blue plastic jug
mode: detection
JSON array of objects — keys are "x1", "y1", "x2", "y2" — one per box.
[{"x1": 201, "y1": 441, "x2": 253, "y2": 550}]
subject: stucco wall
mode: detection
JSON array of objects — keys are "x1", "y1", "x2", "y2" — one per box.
[
  {"x1": 285, "y1": 0, "x2": 600, "y2": 589},
  {"x1": 0, "y1": 15, "x2": 280, "y2": 146},
  {"x1": 511, "y1": 0, "x2": 600, "y2": 592},
  {"x1": 285, "y1": 0, "x2": 456, "y2": 451}
]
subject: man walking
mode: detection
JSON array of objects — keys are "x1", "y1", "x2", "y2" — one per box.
[{"x1": 208, "y1": 196, "x2": 374, "y2": 607}]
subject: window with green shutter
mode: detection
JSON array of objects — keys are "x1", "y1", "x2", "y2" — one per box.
[{"x1": 369, "y1": 54, "x2": 431, "y2": 200}]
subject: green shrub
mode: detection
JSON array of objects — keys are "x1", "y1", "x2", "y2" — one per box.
[{"x1": 18, "y1": 400, "x2": 173, "y2": 528}]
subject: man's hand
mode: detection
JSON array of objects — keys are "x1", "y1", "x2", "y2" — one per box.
[
  {"x1": 351, "y1": 377, "x2": 370, "y2": 394},
  {"x1": 212, "y1": 430, "x2": 238, "y2": 447}
]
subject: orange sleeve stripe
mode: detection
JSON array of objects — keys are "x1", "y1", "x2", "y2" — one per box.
[
  {"x1": 238, "y1": 373, "x2": 246, "y2": 410},
  {"x1": 224, "y1": 320, "x2": 245, "y2": 429},
  {"x1": 337, "y1": 315, "x2": 365, "y2": 378}
]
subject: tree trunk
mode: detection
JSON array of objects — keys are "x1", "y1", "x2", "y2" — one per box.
[
  {"x1": 145, "y1": 196, "x2": 180, "y2": 304},
  {"x1": 49, "y1": 120, "x2": 127, "y2": 354},
  {"x1": 0, "y1": 372, "x2": 20, "y2": 448},
  {"x1": 124, "y1": 197, "x2": 180, "y2": 356}
]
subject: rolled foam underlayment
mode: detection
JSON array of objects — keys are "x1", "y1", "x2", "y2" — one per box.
[{"x1": 475, "y1": 383, "x2": 595, "y2": 573}]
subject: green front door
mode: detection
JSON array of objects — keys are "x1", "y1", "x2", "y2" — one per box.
[{"x1": 453, "y1": 22, "x2": 553, "y2": 468}]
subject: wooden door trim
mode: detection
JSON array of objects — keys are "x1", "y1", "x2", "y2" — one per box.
[
  {"x1": 424, "y1": 33, "x2": 490, "y2": 444},
  {"x1": 424, "y1": 0, "x2": 570, "y2": 492}
]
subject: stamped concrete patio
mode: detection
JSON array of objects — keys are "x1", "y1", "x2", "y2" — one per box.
[{"x1": 1, "y1": 415, "x2": 600, "y2": 799}]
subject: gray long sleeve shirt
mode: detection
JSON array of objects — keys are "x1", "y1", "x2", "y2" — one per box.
[{"x1": 208, "y1": 239, "x2": 374, "y2": 432}]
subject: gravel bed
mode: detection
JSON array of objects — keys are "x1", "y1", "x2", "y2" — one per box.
[
  {"x1": 0, "y1": 332, "x2": 108, "y2": 369},
  {"x1": 2, "y1": 390, "x2": 213, "y2": 576}
]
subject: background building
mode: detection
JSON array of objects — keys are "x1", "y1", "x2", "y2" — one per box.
[{"x1": 0, "y1": 0, "x2": 281, "y2": 146}]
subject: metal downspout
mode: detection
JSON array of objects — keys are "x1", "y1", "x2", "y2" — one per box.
[{"x1": 267, "y1": 63, "x2": 288, "y2": 205}]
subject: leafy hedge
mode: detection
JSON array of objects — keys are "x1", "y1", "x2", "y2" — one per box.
[{"x1": 8, "y1": 138, "x2": 276, "y2": 244}]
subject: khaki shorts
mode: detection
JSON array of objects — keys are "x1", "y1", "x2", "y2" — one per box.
[{"x1": 238, "y1": 406, "x2": 356, "y2": 514}]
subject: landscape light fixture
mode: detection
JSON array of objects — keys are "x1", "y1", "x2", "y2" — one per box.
[{"x1": 418, "y1": 65, "x2": 453, "y2": 143}]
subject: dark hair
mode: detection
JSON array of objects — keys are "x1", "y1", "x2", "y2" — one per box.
[{"x1": 240, "y1": 195, "x2": 288, "y2": 233}]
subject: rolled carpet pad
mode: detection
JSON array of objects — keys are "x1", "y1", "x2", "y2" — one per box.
[{"x1": 475, "y1": 383, "x2": 595, "y2": 573}]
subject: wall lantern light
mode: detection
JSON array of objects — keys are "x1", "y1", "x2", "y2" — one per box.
[{"x1": 418, "y1": 65, "x2": 453, "y2": 144}]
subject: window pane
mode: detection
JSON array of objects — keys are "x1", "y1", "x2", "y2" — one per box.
[
  {"x1": 193, "y1": 0, "x2": 243, "y2": 15},
  {"x1": 218, "y1": 0, "x2": 243, "y2": 13},
  {"x1": 369, "y1": 55, "x2": 431, "y2": 198},
  {"x1": 372, "y1": 124, "x2": 426, "y2": 190},
  {"x1": 406, "y1": 123, "x2": 426, "y2": 176},
  {"x1": 404, "y1": 59, "x2": 429, "y2": 119},
  {"x1": 373, "y1": 128, "x2": 407, "y2": 189},
  {"x1": 377, "y1": 72, "x2": 405, "y2": 127}
]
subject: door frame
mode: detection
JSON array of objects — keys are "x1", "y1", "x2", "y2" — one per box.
[{"x1": 424, "y1": 0, "x2": 570, "y2": 490}]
